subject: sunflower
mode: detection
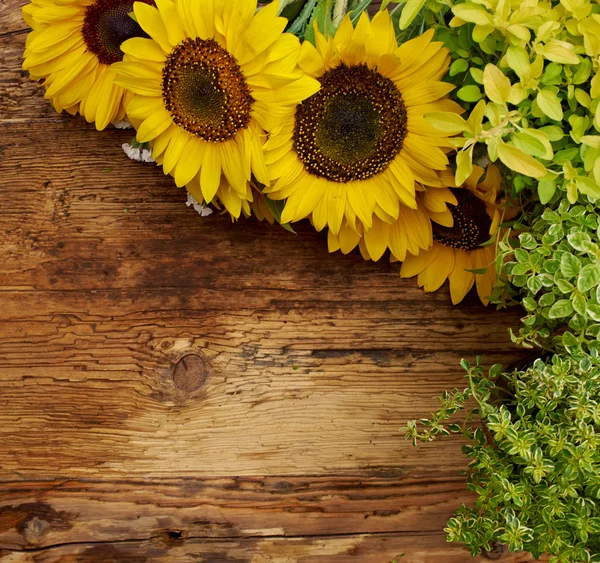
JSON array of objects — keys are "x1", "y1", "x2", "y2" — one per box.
[
  {"x1": 111, "y1": 0, "x2": 320, "y2": 219},
  {"x1": 264, "y1": 10, "x2": 461, "y2": 236},
  {"x1": 400, "y1": 165, "x2": 505, "y2": 305},
  {"x1": 22, "y1": 0, "x2": 153, "y2": 129}
]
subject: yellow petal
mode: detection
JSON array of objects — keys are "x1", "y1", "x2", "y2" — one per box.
[
  {"x1": 223, "y1": 0, "x2": 257, "y2": 55},
  {"x1": 422, "y1": 244, "x2": 454, "y2": 292},
  {"x1": 163, "y1": 127, "x2": 190, "y2": 174},
  {"x1": 125, "y1": 94, "x2": 163, "y2": 121},
  {"x1": 472, "y1": 247, "x2": 495, "y2": 305},
  {"x1": 236, "y1": 1, "x2": 286, "y2": 65},
  {"x1": 346, "y1": 183, "x2": 375, "y2": 228},
  {"x1": 327, "y1": 184, "x2": 346, "y2": 236},
  {"x1": 449, "y1": 250, "x2": 474, "y2": 304},
  {"x1": 364, "y1": 217, "x2": 391, "y2": 262},
  {"x1": 154, "y1": 0, "x2": 185, "y2": 47},
  {"x1": 28, "y1": 20, "x2": 81, "y2": 52},
  {"x1": 134, "y1": 2, "x2": 172, "y2": 54},
  {"x1": 401, "y1": 82, "x2": 455, "y2": 106},
  {"x1": 95, "y1": 70, "x2": 122, "y2": 130},
  {"x1": 298, "y1": 39, "x2": 325, "y2": 77},
  {"x1": 339, "y1": 221, "x2": 361, "y2": 254},
  {"x1": 400, "y1": 244, "x2": 439, "y2": 278},
  {"x1": 220, "y1": 140, "x2": 249, "y2": 193},
  {"x1": 367, "y1": 11, "x2": 396, "y2": 60},
  {"x1": 201, "y1": 143, "x2": 222, "y2": 202},
  {"x1": 137, "y1": 106, "x2": 173, "y2": 142},
  {"x1": 121, "y1": 37, "x2": 167, "y2": 62},
  {"x1": 113, "y1": 76, "x2": 162, "y2": 97},
  {"x1": 174, "y1": 136, "x2": 204, "y2": 187},
  {"x1": 44, "y1": 54, "x2": 95, "y2": 98}
]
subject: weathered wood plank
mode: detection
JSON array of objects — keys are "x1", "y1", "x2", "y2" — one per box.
[
  {"x1": 0, "y1": 533, "x2": 539, "y2": 562},
  {"x1": 0, "y1": 477, "x2": 471, "y2": 549}
]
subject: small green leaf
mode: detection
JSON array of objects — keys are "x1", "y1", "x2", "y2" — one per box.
[
  {"x1": 587, "y1": 304, "x2": 600, "y2": 321},
  {"x1": 424, "y1": 112, "x2": 468, "y2": 135},
  {"x1": 548, "y1": 299, "x2": 574, "y2": 319},
  {"x1": 497, "y1": 142, "x2": 546, "y2": 178},
  {"x1": 449, "y1": 59, "x2": 468, "y2": 77},
  {"x1": 575, "y1": 176, "x2": 600, "y2": 200},
  {"x1": 561, "y1": 253, "x2": 582, "y2": 278},
  {"x1": 457, "y1": 85, "x2": 483, "y2": 103},
  {"x1": 577, "y1": 263, "x2": 600, "y2": 292},
  {"x1": 483, "y1": 64, "x2": 511, "y2": 104},
  {"x1": 536, "y1": 89, "x2": 564, "y2": 121},
  {"x1": 568, "y1": 232, "x2": 592, "y2": 251},
  {"x1": 538, "y1": 178, "x2": 557, "y2": 204}
]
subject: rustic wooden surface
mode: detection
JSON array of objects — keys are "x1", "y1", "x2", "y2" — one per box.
[{"x1": 0, "y1": 2, "x2": 538, "y2": 561}]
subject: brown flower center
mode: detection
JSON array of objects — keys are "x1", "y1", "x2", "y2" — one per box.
[
  {"x1": 433, "y1": 189, "x2": 492, "y2": 250},
  {"x1": 83, "y1": 0, "x2": 151, "y2": 65},
  {"x1": 293, "y1": 63, "x2": 408, "y2": 183},
  {"x1": 162, "y1": 38, "x2": 254, "y2": 143}
]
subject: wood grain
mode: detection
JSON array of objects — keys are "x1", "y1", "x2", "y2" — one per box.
[
  {"x1": 0, "y1": 1, "x2": 534, "y2": 560},
  {"x1": 0, "y1": 534, "x2": 543, "y2": 563}
]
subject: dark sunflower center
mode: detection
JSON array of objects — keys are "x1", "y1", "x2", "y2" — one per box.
[
  {"x1": 433, "y1": 189, "x2": 492, "y2": 250},
  {"x1": 293, "y1": 63, "x2": 408, "y2": 183},
  {"x1": 162, "y1": 38, "x2": 254, "y2": 143},
  {"x1": 83, "y1": 0, "x2": 151, "y2": 66}
]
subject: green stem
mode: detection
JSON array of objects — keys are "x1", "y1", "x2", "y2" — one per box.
[{"x1": 333, "y1": 0, "x2": 348, "y2": 27}]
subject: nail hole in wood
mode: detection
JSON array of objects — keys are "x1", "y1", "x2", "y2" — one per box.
[{"x1": 172, "y1": 354, "x2": 208, "y2": 393}]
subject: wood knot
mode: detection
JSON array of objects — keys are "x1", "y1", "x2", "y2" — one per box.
[{"x1": 172, "y1": 354, "x2": 208, "y2": 392}]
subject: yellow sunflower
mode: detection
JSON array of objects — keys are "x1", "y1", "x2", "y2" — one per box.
[
  {"x1": 400, "y1": 165, "x2": 505, "y2": 305},
  {"x1": 112, "y1": 0, "x2": 320, "y2": 219},
  {"x1": 22, "y1": 0, "x2": 152, "y2": 129},
  {"x1": 264, "y1": 10, "x2": 461, "y2": 236}
]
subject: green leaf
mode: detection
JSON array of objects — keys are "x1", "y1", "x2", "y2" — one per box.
[
  {"x1": 424, "y1": 112, "x2": 468, "y2": 135},
  {"x1": 497, "y1": 142, "x2": 546, "y2": 178},
  {"x1": 536, "y1": 89, "x2": 564, "y2": 121},
  {"x1": 568, "y1": 232, "x2": 592, "y2": 251},
  {"x1": 263, "y1": 197, "x2": 297, "y2": 234},
  {"x1": 572, "y1": 292, "x2": 587, "y2": 316},
  {"x1": 587, "y1": 304, "x2": 600, "y2": 322},
  {"x1": 399, "y1": 0, "x2": 426, "y2": 30},
  {"x1": 548, "y1": 299, "x2": 574, "y2": 319},
  {"x1": 457, "y1": 85, "x2": 483, "y2": 103},
  {"x1": 561, "y1": 253, "x2": 582, "y2": 278},
  {"x1": 483, "y1": 64, "x2": 511, "y2": 104},
  {"x1": 455, "y1": 146, "x2": 474, "y2": 186},
  {"x1": 577, "y1": 263, "x2": 600, "y2": 292},
  {"x1": 449, "y1": 59, "x2": 468, "y2": 77},
  {"x1": 538, "y1": 178, "x2": 557, "y2": 204},
  {"x1": 561, "y1": 330, "x2": 579, "y2": 347},
  {"x1": 451, "y1": 3, "x2": 493, "y2": 25},
  {"x1": 505, "y1": 45, "x2": 530, "y2": 78},
  {"x1": 575, "y1": 176, "x2": 600, "y2": 200},
  {"x1": 539, "y1": 125, "x2": 564, "y2": 142},
  {"x1": 513, "y1": 132, "x2": 547, "y2": 159}
]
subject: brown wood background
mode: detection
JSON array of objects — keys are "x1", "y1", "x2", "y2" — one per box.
[{"x1": 0, "y1": 2, "x2": 537, "y2": 561}]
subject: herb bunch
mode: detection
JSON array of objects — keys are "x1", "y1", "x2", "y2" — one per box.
[
  {"x1": 409, "y1": 0, "x2": 600, "y2": 205},
  {"x1": 406, "y1": 352, "x2": 600, "y2": 562},
  {"x1": 499, "y1": 196, "x2": 600, "y2": 352}
]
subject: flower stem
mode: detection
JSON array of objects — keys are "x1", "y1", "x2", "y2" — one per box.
[{"x1": 333, "y1": 0, "x2": 348, "y2": 27}]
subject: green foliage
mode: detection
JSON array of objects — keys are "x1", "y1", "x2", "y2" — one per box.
[
  {"x1": 497, "y1": 197, "x2": 600, "y2": 353},
  {"x1": 418, "y1": 0, "x2": 600, "y2": 204},
  {"x1": 405, "y1": 353, "x2": 600, "y2": 562}
]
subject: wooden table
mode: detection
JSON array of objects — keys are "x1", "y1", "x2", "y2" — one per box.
[{"x1": 0, "y1": 3, "x2": 536, "y2": 561}]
